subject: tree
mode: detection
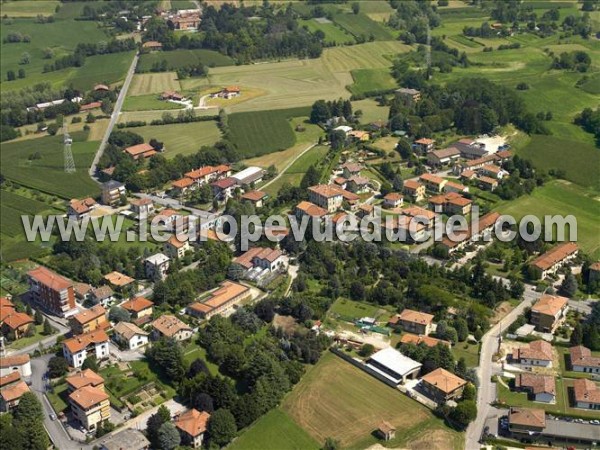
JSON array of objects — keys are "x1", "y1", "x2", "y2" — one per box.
[
  {"x1": 13, "y1": 392, "x2": 49, "y2": 450},
  {"x1": 449, "y1": 400, "x2": 477, "y2": 429},
  {"x1": 146, "y1": 338, "x2": 185, "y2": 382},
  {"x1": 147, "y1": 405, "x2": 171, "y2": 448},
  {"x1": 101, "y1": 100, "x2": 114, "y2": 115},
  {"x1": 324, "y1": 437, "x2": 340, "y2": 450},
  {"x1": 560, "y1": 272, "x2": 578, "y2": 297},
  {"x1": 570, "y1": 322, "x2": 583, "y2": 345},
  {"x1": 109, "y1": 306, "x2": 131, "y2": 323},
  {"x1": 47, "y1": 356, "x2": 68, "y2": 378},
  {"x1": 43, "y1": 47, "x2": 54, "y2": 59},
  {"x1": 82, "y1": 355, "x2": 99, "y2": 372},
  {"x1": 310, "y1": 100, "x2": 330, "y2": 124},
  {"x1": 20, "y1": 52, "x2": 31, "y2": 65},
  {"x1": 462, "y1": 383, "x2": 476, "y2": 401},
  {"x1": 300, "y1": 165, "x2": 321, "y2": 189},
  {"x1": 358, "y1": 343, "x2": 375, "y2": 357},
  {"x1": 454, "y1": 318, "x2": 469, "y2": 342},
  {"x1": 47, "y1": 123, "x2": 59, "y2": 135},
  {"x1": 351, "y1": 2, "x2": 360, "y2": 14},
  {"x1": 34, "y1": 309, "x2": 44, "y2": 325},
  {"x1": 157, "y1": 422, "x2": 180, "y2": 450},
  {"x1": 6, "y1": 70, "x2": 15, "y2": 81},
  {"x1": 208, "y1": 408, "x2": 237, "y2": 447},
  {"x1": 509, "y1": 277, "x2": 525, "y2": 299},
  {"x1": 43, "y1": 318, "x2": 54, "y2": 335},
  {"x1": 18, "y1": 68, "x2": 25, "y2": 79}
]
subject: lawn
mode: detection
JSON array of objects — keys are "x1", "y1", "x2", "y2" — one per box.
[
  {"x1": 229, "y1": 409, "x2": 320, "y2": 450},
  {"x1": 131, "y1": 121, "x2": 221, "y2": 158},
  {"x1": 0, "y1": 1, "x2": 60, "y2": 17},
  {"x1": 282, "y1": 352, "x2": 463, "y2": 449},
  {"x1": 452, "y1": 341, "x2": 480, "y2": 368},
  {"x1": 352, "y1": 98, "x2": 390, "y2": 124},
  {"x1": 349, "y1": 68, "x2": 397, "y2": 95},
  {"x1": 262, "y1": 173, "x2": 303, "y2": 197},
  {"x1": 182, "y1": 342, "x2": 220, "y2": 376},
  {"x1": 0, "y1": 131, "x2": 100, "y2": 198},
  {"x1": 6, "y1": 324, "x2": 50, "y2": 350},
  {"x1": 285, "y1": 145, "x2": 329, "y2": 174},
  {"x1": 47, "y1": 382, "x2": 69, "y2": 414},
  {"x1": 228, "y1": 107, "x2": 311, "y2": 158},
  {"x1": 68, "y1": 51, "x2": 135, "y2": 91},
  {"x1": 299, "y1": 18, "x2": 355, "y2": 45},
  {"x1": 137, "y1": 49, "x2": 234, "y2": 72},
  {"x1": 328, "y1": 297, "x2": 394, "y2": 322},
  {"x1": 493, "y1": 180, "x2": 600, "y2": 258},
  {"x1": 128, "y1": 72, "x2": 182, "y2": 96},
  {"x1": 122, "y1": 94, "x2": 185, "y2": 112}
]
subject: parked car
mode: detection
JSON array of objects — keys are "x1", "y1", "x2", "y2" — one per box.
[{"x1": 49, "y1": 413, "x2": 56, "y2": 421}]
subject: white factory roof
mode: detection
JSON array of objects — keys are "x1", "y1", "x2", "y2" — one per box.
[
  {"x1": 368, "y1": 347, "x2": 422, "y2": 377},
  {"x1": 232, "y1": 167, "x2": 263, "y2": 182}
]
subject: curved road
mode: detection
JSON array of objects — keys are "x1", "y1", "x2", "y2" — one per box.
[{"x1": 261, "y1": 143, "x2": 317, "y2": 190}]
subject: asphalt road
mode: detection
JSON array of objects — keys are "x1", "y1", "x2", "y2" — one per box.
[
  {"x1": 89, "y1": 52, "x2": 139, "y2": 180},
  {"x1": 465, "y1": 286, "x2": 542, "y2": 449}
]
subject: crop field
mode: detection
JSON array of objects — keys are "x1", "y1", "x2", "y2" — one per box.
[
  {"x1": 299, "y1": 19, "x2": 355, "y2": 45},
  {"x1": 332, "y1": 11, "x2": 394, "y2": 41},
  {"x1": 1, "y1": 1, "x2": 60, "y2": 17},
  {"x1": 131, "y1": 121, "x2": 222, "y2": 158},
  {"x1": 349, "y1": 67, "x2": 396, "y2": 95},
  {"x1": 137, "y1": 49, "x2": 234, "y2": 73},
  {"x1": 69, "y1": 51, "x2": 135, "y2": 91},
  {"x1": 229, "y1": 409, "x2": 320, "y2": 450},
  {"x1": 122, "y1": 94, "x2": 185, "y2": 112},
  {"x1": 494, "y1": 180, "x2": 600, "y2": 259},
  {"x1": 228, "y1": 107, "x2": 310, "y2": 158},
  {"x1": 129, "y1": 72, "x2": 182, "y2": 96},
  {"x1": 0, "y1": 132, "x2": 100, "y2": 198},
  {"x1": 282, "y1": 352, "x2": 463, "y2": 449},
  {"x1": 286, "y1": 145, "x2": 329, "y2": 174},
  {"x1": 0, "y1": 191, "x2": 57, "y2": 238},
  {"x1": 322, "y1": 40, "x2": 410, "y2": 72}
]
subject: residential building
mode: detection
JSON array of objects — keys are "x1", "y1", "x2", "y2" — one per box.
[
  {"x1": 233, "y1": 247, "x2": 287, "y2": 274},
  {"x1": 151, "y1": 315, "x2": 192, "y2": 341},
  {"x1": 213, "y1": 86, "x2": 241, "y2": 99},
  {"x1": 121, "y1": 297, "x2": 154, "y2": 325},
  {"x1": 396, "y1": 87, "x2": 421, "y2": 105},
  {"x1": 508, "y1": 407, "x2": 546, "y2": 434},
  {"x1": 124, "y1": 143, "x2": 158, "y2": 160},
  {"x1": 444, "y1": 181, "x2": 468, "y2": 194},
  {"x1": 66, "y1": 369, "x2": 104, "y2": 393},
  {"x1": 103, "y1": 271, "x2": 136, "y2": 291},
  {"x1": 480, "y1": 164, "x2": 508, "y2": 179},
  {"x1": 232, "y1": 167, "x2": 264, "y2": 186},
  {"x1": 341, "y1": 162, "x2": 363, "y2": 179},
  {"x1": 572, "y1": 379, "x2": 600, "y2": 410},
  {"x1": 160, "y1": 91, "x2": 185, "y2": 101},
  {"x1": 101, "y1": 180, "x2": 126, "y2": 206},
  {"x1": 113, "y1": 321, "x2": 149, "y2": 350},
  {"x1": 477, "y1": 176, "x2": 498, "y2": 191},
  {"x1": 514, "y1": 373, "x2": 556, "y2": 403},
  {"x1": 400, "y1": 206, "x2": 436, "y2": 230},
  {"x1": 142, "y1": 41, "x2": 163, "y2": 50},
  {"x1": 570, "y1": 345, "x2": 600, "y2": 374},
  {"x1": 413, "y1": 137, "x2": 435, "y2": 154},
  {"x1": 427, "y1": 147, "x2": 461, "y2": 166},
  {"x1": 428, "y1": 192, "x2": 472, "y2": 215},
  {"x1": 589, "y1": 261, "x2": 600, "y2": 284},
  {"x1": 454, "y1": 140, "x2": 489, "y2": 160},
  {"x1": 365, "y1": 347, "x2": 422, "y2": 385},
  {"x1": 74, "y1": 282, "x2": 93, "y2": 302},
  {"x1": 27, "y1": 265, "x2": 76, "y2": 317},
  {"x1": 308, "y1": 184, "x2": 344, "y2": 212},
  {"x1": 399, "y1": 333, "x2": 450, "y2": 348},
  {"x1": 512, "y1": 340, "x2": 553, "y2": 367},
  {"x1": 403, "y1": 180, "x2": 426, "y2": 202},
  {"x1": 0, "y1": 373, "x2": 30, "y2": 412},
  {"x1": 171, "y1": 177, "x2": 195, "y2": 196},
  {"x1": 420, "y1": 174, "x2": 447, "y2": 193},
  {"x1": 383, "y1": 192, "x2": 403, "y2": 209},
  {"x1": 346, "y1": 175, "x2": 370, "y2": 193},
  {"x1": 67, "y1": 197, "x2": 97, "y2": 220},
  {"x1": 389, "y1": 309, "x2": 434, "y2": 335},
  {"x1": 100, "y1": 429, "x2": 150, "y2": 450},
  {"x1": 420, "y1": 368, "x2": 467, "y2": 403},
  {"x1": 211, "y1": 177, "x2": 237, "y2": 200},
  {"x1": 295, "y1": 201, "x2": 328, "y2": 220},
  {"x1": 130, "y1": 198, "x2": 154, "y2": 220},
  {"x1": 69, "y1": 305, "x2": 108, "y2": 335},
  {"x1": 63, "y1": 330, "x2": 110, "y2": 368},
  {"x1": 89, "y1": 285, "x2": 115, "y2": 307},
  {"x1": 530, "y1": 294, "x2": 568, "y2": 333},
  {"x1": 174, "y1": 409, "x2": 211, "y2": 448},
  {"x1": 0, "y1": 354, "x2": 31, "y2": 378},
  {"x1": 144, "y1": 253, "x2": 170, "y2": 281},
  {"x1": 187, "y1": 281, "x2": 251, "y2": 320},
  {"x1": 357, "y1": 203, "x2": 374, "y2": 218},
  {"x1": 530, "y1": 242, "x2": 579, "y2": 279},
  {"x1": 241, "y1": 190, "x2": 268, "y2": 208},
  {"x1": 382, "y1": 215, "x2": 427, "y2": 243},
  {"x1": 459, "y1": 169, "x2": 476, "y2": 181},
  {"x1": 80, "y1": 102, "x2": 101, "y2": 112},
  {"x1": 164, "y1": 235, "x2": 191, "y2": 259},
  {"x1": 0, "y1": 299, "x2": 33, "y2": 339},
  {"x1": 69, "y1": 385, "x2": 110, "y2": 431},
  {"x1": 348, "y1": 130, "x2": 370, "y2": 141},
  {"x1": 170, "y1": 11, "x2": 201, "y2": 30}
]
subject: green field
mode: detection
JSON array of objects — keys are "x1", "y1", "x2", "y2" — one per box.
[
  {"x1": 132, "y1": 121, "x2": 222, "y2": 158},
  {"x1": 281, "y1": 352, "x2": 463, "y2": 449},
  {"x1": 0, "y1": 190, "x2": 58, "y2": 237},
  {"x1": 0, "y1": 132, "x2": 100, "y2": 198},
  {"x1": 129, "y1": 72, "x2": 182, "y2": 96},
  {"x1": 229, "y1": 409, "x2": 320, "y2": 450},
  {"x1": 228, "y1": 107, "x2": 310, "y2": 158},
  {"x1": 331, "y1": 11, "x2": 394, "y2": 41},
  {"x1": 122, "y1": 94, "x2": 185, "y2": 112},
  {"x1": 299, "y1": 18, "x2": 355, "y2": 45},
  {"x1": 352, "y1": 98, "x2": 390, "y2": 124},
  {"x1": 349, "y1": 67, "x2": 396, "y2": 95},
  {"x1": 285, "y1": 145, "x2": 329, "y2": 174},
  {"x1": 69, "y1": 51, "x2": 135, "y2": 91},
  {"x1": 138, "y1": 49, "x2": 234, "y2": 72},
  {"x1": 493, "y1": 180, "x2": 600, "y2": 258},
  {"x1": 0, "y1": 1, "x2": 60, "y2": 17}
]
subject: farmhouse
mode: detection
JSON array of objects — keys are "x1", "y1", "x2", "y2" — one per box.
[
  {"x1": 420, "y1": 174, "x2": 447, "y2": 193},
  {"x1": 66, "y1": 369, "x2": 104, "y2": 392},
  {"x1": 151, "y1": 315, "x2": 192, "y2": 341},
  {"x1": 420, "y1": 368, "x2": 467, "y2": 404},
  {"x1": 89, "y1": 285, "x2": 115, "y2": 307},
  {"x1": 383, "y1": 192, "x2": 403, "y2": 209},
  {"x1": 413, "y1": 137, "x2": 434, "y2": 154},
  {"x1": 366, "y1": 347, "x2": 422, "y2": 385},
  {"x1": 241, "y1": 190, "x2": 268, "y2": 208},
  {"x1": 400, "y1": 333, "x2": 450, "y2": 348},
  {"x1": 187, "y1": 281, "x2": 251, "y2": 320},
  {"x1": 144, "y1": 253, "x2": 170, "y2": 281},
  {"x1": 63, "y1": 330, "x2": 110, "y2": 368},
  {"x1": 570, "y1": 345, "x2": 600, "y2": 373},
  {"x1": 174, "y1": 408, "x2": 210, "y2": 448},
  {"x1": 213, "y1": 86, "x2": 241, "y2": 99},
  {"x1": 68, "y1": 197, "x2": 98, "y2": 220},
  {"x1": 101, "y1": 180, "x2": 126, "y2": 206},
  {"x1": 121, "y1": 297, "x2": 154, "y2": 325},
  {"x1": 514, "y1": 373, "x2": 556, "y2": 403},
  {"x1": 161, "y1": 91, "x2": 185, "y2": 101},
  {"x1": 512, "y1": 340, "x2": 553, "y2": 367},
  {"x1": 341, "y1": 162, "x2": 363, "y2": 178},
  {"x1": 530, "y1": 242, "x2": 579, "y2": 279},
  {"x1": 69, "y1": 385, "x2": 110, "y2": 431},
  {"x1": 427, "y1": 147, "x2": 461, "y2": 166},
  {"x1": 295, "y1": 201, "x2": 328, "y2": 220},
  {"x1": 0, "y1": 373, "x2": 30, "y2": 413},
  {"x1": 477, "y1": 175, "x2": 498, "y2": 191},
  {"x1": 402, "y1": 179, "x2": 426, "y2": 202},
  {"x1": 124, "y1": 143, "x2": 158, "y2": 160},
  {"x1": 388, "y1": 309, "x2": 434, "y2": 335},
  {"x1": 164, "y1": 235, "x2": 191, "y2": 259},
  {"x1": 113, "y1": 321, "x2": 149, "y2": 350},
  {"x1": 94, "y1": 84, "x2": 109, "y2": 92},
  {"x1": 27, "y1": 265, "x2": 77, "y2": 317},
  {"x1": 0, "y1": 355, "x2": 31, "y2": 378},
  {"x1": 573, "y1": 379, "x2": 600, "y2": 410},
  {"x1": 0, "y1": 299, "x2": 33, "y2": 340},
  {"x1": 80, "y1": 101, "x2": 102, "y2": 112},
  {"x1": 69, "y1": 305, "x2": 108, "y2": 336},
  {"x1": 396, "y1": 87, "x2": 421, "y2": 105},
  {"x1": 530, "y1": 294, "x2": 568, "y2": 333}
]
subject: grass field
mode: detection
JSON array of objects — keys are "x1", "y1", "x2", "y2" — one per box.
[
  {"x1": 131, "y1": 121, "x2": 222, "y2": 158},
  {"x1": 129, "y1": 72, "x2": 182, "y2": 96},
  {"x1": 493, "y1": 180, "x2": 600, "y2": 258},
  {"x1": 285, "y1": 145, "x2": 329, "y2": 174},
  {"x1": 122, "y1": 94, "x2": 185, "y2": 112},
  {"x1": 228, "y1": 107, "x2": 310, "y2": 158},
  {"x1": 348, "y1": 67, "x2": 396, "y2": 95},
  {"x1": 331, "y1": 11, "x2": 394, "y2": 41},
  {"x1": 119, "y1": 109, "x2": 217, "y2": 124},
  {"x1": 299, "y1": 18, "x2": 355, "y2": 45},
  {"x1": 1, "y1": 1, "x2": 60, "y2": 17},
  {"x1": 0, "y1": 131, "x2": 100, "y2": 198},
  {"x1": 68, "y1": 51, "x2": 135, "y2": 91},
  {"x1": 352, "y1": 98, "x2": 390, "y2": 124},
  {"x1": 281, "y1": 352, "x2": 463, "y2": 449},
  {"x1": 229, "y1": 409, "x2": 320, "y2": 450},
  {"x1": 137, "y1": 49, "x2": 234, "y2": 72}
]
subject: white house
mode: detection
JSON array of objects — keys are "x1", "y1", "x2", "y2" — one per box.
[
  {"x1": 514, "y1": 373, "x2": 556, "y2": 404},
  {"x1": 113, "y1": 322, "x2": 149, "y2": 350},
  {"x1": 0, "y1": 355, "x2": 32, "y2": 378},
  {"x1": 164, "y1": 235, "x2": 191, "y2": 259},
  {"x1": 512, "y1": 340, "x2": 553, "y2": 368},
  {"x1": 144, "y1": 253, "x2": 170, "y2": 281},
  {"x1": 63, "y1": 330, "x2": 110, "y2": 368},
  {"x1": 570, "y1": 345, "x2": 600, "y2": 374},
  {"x1": 573, "y1": 379, "x2": 600, "y2": 410}
]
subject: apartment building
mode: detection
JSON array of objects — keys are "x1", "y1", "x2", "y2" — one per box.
[{"x1": 27, "y1": 266, "x2": 77, "y2": 317}]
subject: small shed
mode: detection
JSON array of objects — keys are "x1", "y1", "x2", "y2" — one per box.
[{"x1": 377, "y1": 421, "x2": 396, "y2": 441}]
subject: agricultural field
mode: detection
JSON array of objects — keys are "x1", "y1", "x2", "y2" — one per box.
[
  {"x1": 228, "y1": 107, "x2": 310, "y2": 158},
  {"x1": 119, "y1": 108, "x2": 217, "y2": 124},
  {"x1": 493, "y1": 180, "x2": 600, "y2": 259},
  {"x1": 348, "y1": 67, "x2": 397, "y2": 95},
  {"x1": 331, "y1": 11, "x2": 395, "y2": 41},
  {"x1": 281, "y1": 352, "x2": 463, "y2": 450},
  {"x1": 122, "y1": 94, "x2": 185, "y2": 112},
  {"x1": 0, "y1": 131, "x2": 100, "y2": 198},
  {"x1": 131, "y1": 121, "x2": 222, "y2": 158},
  {"x1": 285, "y1": 145, "x2": 329, "y2": 175},
  {"x1": 0, "y1": 1, "x2": 60, "y2": 17},
  {"x1": 299, "y1": 18, "x2": 355, "y2": 45},
  {"x1": 137, "y1": 49, "x2": 234, "y2": 73},
  {"x1": 129, "y1": 72, "x2": 182, "y2": 96}
]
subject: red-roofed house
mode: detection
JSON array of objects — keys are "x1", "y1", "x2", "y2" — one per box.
[
  {"x1": 67, "y1": 197, "x2": 98, "y2": 220},
  {"x1": 383, "y1": 193, "x2": 403, "y2": 209},
  {"x1": 124, "y1": 143, "x2": 157, "y2": 160},
  {"x1": 241, "y1": 190, "x2": 268, "y2": 207},
  {"x1": 389, "y1": 309, "x2": 434, "y2": 335},
  {"x1": 28, "y1": 266, "x2": 76, "y2": 317},
  {"x1": 175, "y1": 409, "x2": 210, "y2": 448},
  {"x1": 403, "y1": 180, "x2": 426, "y2": 202},
  {"x1": 164, "y1": 235, "x2": 191, "y2": 259}
]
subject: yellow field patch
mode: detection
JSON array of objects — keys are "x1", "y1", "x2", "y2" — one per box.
[
  {"x1": 322, "y1": 41, "x2": 411, "y2": 73},
  {"x1": 129, "y1": 72, "x2": 181, "y2": 96},
  {"x1": 205, "y1": 87, "x2": 268, "y2": 108}
]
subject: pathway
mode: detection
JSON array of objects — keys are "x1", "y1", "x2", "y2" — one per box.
[{"x1": 261, "y1": 143, "x2": 317, "y2": 190}]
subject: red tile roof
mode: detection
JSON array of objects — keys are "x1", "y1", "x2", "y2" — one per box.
[
  {"x1": 531, "y1": 243, "x2": 579, "y2": 271},
  {"x1": 175, "y1": 408, "x2": 210, "y2": 437},
  {"x1": 28, "y1": 266, "x2": 73, "y2": 291},
  {"x1": 121, "y1": 297, "x2": 154, "y2": 313},
  {"x1": 63, "y1": 330, "x2": 109, "y2": 354}
]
